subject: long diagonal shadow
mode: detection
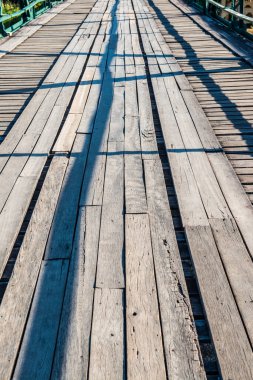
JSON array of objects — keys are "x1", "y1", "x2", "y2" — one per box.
[
  {"x1": 13, "y1": 0, "x2": 123, "y2": 378},
  {"x1": 0, "y1": 59, "x2": 247, "y2": 96},
  {"x1": 148, "y1": 0, "x2": 253, "y2": 157}
]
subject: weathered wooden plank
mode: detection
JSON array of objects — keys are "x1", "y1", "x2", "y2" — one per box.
[
  {"x1": 130, "y1": 20, "x2": 159, "y2": 160},
  {"x1": 96, "y1": 141, "x2": 124, "y2": 288},
  {"x1": 45, "y1": 134, "x2": 91, "y2": 259},
  {"x1": 89, "y1": 288, "x2": 124, "y2": 379},
  {"x1": 209, "y1": 218, "x2": 253, "y2": 346},
  {"x1": 186, "y1": 225, "x2": 253, "y2": 380},
  {"x1": 0, "y1": 156, "x2": 68, "y2": 380},
  {"x1": 181, "y1": 90, "x2": 221, "y2": 151},
  {"x1": 144, "y1": 159, "x2": 206, "y2": 379},
  {"x1": 150, "y1": 71, "x2": 208, "y2": 226},
  {"x1": 13, "y1": 259, "x2": 69, "y2": 380},
  {"x1": 21, "y1": 105, "x2": 66, "y2": 178},
  {"x1": 69, "y1": 33, "x2": 107, "y2": 115},
  {"x1": 0, "y1": 132, "x2": 39, "y2": 213},
  {"x1": 125, "y1": 213, "x2": 167, "y2": 379},
  {"x1": 208, "y1": 152, "x2": 253, "y2": 258},
  {"x1": 79, "y1": 71, "x2": 114, "y2": 206},
  {"x1": 124, "y1": 16, "x2": 147, "y2": 214},
  {"x1": 0, "y1": 176, "x2": 38, "y2": 277},
  {"x1": 108, "y1": 85, "x2": 125, "y2": 142},
  {"x1": 77, "y1": 30, "x2": 112, "y2": 134},
  {"x1": 53, "y1": 113, "x2": 81, "y2": 152},
  {"x1": 0, "y1": 87, "x2": 50, "y2": 173},
  {"x1": 51, "y1": 206, "x2": 101, "y2": 379}
]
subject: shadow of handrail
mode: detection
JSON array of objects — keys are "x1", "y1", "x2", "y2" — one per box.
[{"x1": 148, "y1": 0, "x2": 253, "y2": 157}]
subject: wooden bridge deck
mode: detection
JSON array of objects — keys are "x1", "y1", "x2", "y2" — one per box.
[{"x1": 0, "y1": 0, "x2": 253, "y2": 379}]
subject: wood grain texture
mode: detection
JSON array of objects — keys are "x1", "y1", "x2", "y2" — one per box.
[
  {"x1": 89, "y1": 288, "x2": 124, "y2": 380},
  {"x1": 0, "y1": 156, "x2": 68, "y2": 380},
  {"x1": 210, "y1": 217, "x2": 253, "y2": 347},
  {"x1": 125, "y1": 213, "x2": 167, "y2": 380},
  {"x1": 13, "y1": 259, "x2": 69, "y2": 380},
  {"x1": 186, "y1": 225, "x2": 253, "y2": 380},
  {"x1": 144, "y1": 159, "x2": 206, "y2": 380},
  {"x1": 45, "y1": 134, "x2": 91, "y2": 260},
  {"x1": 96, "y1": 141, "x2": 124, "y2": 288},
  {"x1": 51, "y1": 206, "x2": 101, "y2": 379}
]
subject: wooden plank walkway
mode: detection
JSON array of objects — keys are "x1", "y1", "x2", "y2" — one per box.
[
  {"x1": 0, "y1": 0, "x2": 252, "y2": 379},
  {"x1": 0, "y1": 0, "x2": 96, "y2": 141},
  {"x1": 148, "y1": 0, "x2": 253, "y2": 203}
]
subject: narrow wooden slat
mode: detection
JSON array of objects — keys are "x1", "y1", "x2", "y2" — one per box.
[
  {"x1": 209, "y1": 218, "x2": 253, "y2": 346},
  {"x1": 208, "y1": 152, "x2": 253, "y2": 257},
  {"x1": 13, "y1": 259, "x2": 69, "y2": 380},
  {"x1": 0, "y1": 156, "x2": 68, "y2": 380},
  {"x1": 45, "y1": 134, "x2": 91, "y2": 260},
  {"x1": 144, "y1": 159, "x2": 206, "y2": 379},
  {"x1": 0, "y1": 176, "x2": 37, "y2": 277},
  {"x1": 130, "y1": 19, "x2": 159, "y2": 160},
  {"x1": 186, "y1": 225, "x2": 253, "y2": 379},
  {"x1": 125, "y1": 213, "x2": 167, "y2": 379},
  {"x1": 96, "y1": 141, "x2": 124, "y2": 288},
  {"x1": 124, "y1": 15, "x2": 148, "y2": 214},
  {"x1": 52, "y1": 113, "x2": 82, "y2": 152},
  {"x1": 79, "y1": 32, "x2": 118, "y2": 205},
  {"x1": 89, "y1": 288, "x2": 124, "y2": 379},
  {"x1": 51, "y1": 206, "x2": 101, "y2": 379}
]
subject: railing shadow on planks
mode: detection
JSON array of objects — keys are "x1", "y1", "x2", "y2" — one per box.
[{"x1": 149, "y1": 0, "x2": 253, "y2": 159}]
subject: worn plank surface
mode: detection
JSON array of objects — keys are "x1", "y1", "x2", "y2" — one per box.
[
  {"x1": 0, "y1": 0, "x2": 252, "y2": 378},
  {"x1": 0, "y1": 0, "x2": 96, "y2": 142},
  {"x1": 148, "y1": 0, "x2": 253, "y2": 204}
]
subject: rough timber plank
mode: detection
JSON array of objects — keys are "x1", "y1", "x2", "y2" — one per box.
[
  {"x1": 124, "y1": 16, "x2": 147, "y2": 214},
  {"x1": 51, "y1": 206, "x2": 101, "y2": 379},
  {"x1": 125, "y1": 213, "x2": 167, "y2": 379},
  {"x1": 52, "y1": 113, "x2": 82, "y2": 153},
  {"x1": 89, "y1": 288, "x2": 124, "y2": 379},
  {"x1": 77, "y1": 30, "x2": 112, "y2": 134},
  {"x1": 0, "y1": 156, "x2": 68, "y2": 380},
  {"x1": 144, "y1": 159, "x2": 206, "y2": 379},
  {"x1": 208, "y1": 152, "x2": 253, "y2": 258},
  {"x1": 186, "y1": 225, "x2": 253, "y2": 380},
  {"x1": 13, "y1": 259, "x2": 69, "y2": 380},
  {"x1": 0, "y1": 176, "x2": 38, "y2": 278},
  {"x1": 130, "y1": 20, "x2": 159, "y2": 160},
  {"x1": 79, "y1": 67, "x2": 115, "y2": 206},
  {"x1": 96, "y1": 141, "x2": 124, "y2": 289},
  {"x1": 209, "y1": 218, "x2": 253, "y2": 346},
  {"x1": 45, "y1": 134, "x2": 91, "y2": 260}
]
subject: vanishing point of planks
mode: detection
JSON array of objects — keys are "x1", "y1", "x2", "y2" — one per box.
[{"x1": 0, "y1": 0, "x2": 252, "y2": 379}]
